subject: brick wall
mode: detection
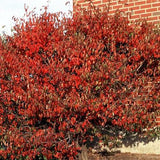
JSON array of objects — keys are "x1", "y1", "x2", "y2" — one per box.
[
  {"x1": 73, "y1": 0, "x2": 160, "y2": 23},
  {"x1": 73, "y1": 0, "x2": 160, "y2": 127}
]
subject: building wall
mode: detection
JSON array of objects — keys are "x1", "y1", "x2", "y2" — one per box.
[
  {"x1": 73, "y1": 0, "x2": 160, "y2": 23},
  {"x1": 73, "y1": 0, "x2": 160, "y2": 127}
]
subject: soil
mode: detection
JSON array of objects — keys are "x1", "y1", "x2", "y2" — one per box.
[{"x1": 87, "y1": 152, "x2": 160, "y2": 160}]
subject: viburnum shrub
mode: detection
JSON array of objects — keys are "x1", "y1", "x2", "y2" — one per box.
[{"x1": 0, "y1": 4, "x2": 160, "y2": 160}]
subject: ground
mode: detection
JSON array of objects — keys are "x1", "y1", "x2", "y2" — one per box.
[{"x1": 88, "y1": 152, "x2": 160, "y2": 160}]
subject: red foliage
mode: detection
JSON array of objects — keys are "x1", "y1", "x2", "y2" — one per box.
[{"x1": 0, "y1": 5, "x2": 160, "y2": 159}]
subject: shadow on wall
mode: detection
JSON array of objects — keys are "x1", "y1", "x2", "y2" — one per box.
[{"x1": 78, "y1": 124, "x2": 160, "y2": 159}]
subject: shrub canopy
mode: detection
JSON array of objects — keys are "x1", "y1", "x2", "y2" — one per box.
[{"x1": 0, "y1": 5, "x2": 160, "y2": 159}]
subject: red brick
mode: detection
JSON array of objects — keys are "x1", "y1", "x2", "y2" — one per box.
[
  {"x1": 118, "y1": 0, "x2": 127, "y2": 4},
  {"x1": 129, "y1": 6, "x2": 140, "y2": 11},
  {"x1": 146, "y1": 8, "x2": 158, "y2": 12},
  {"x1": 147, "y1": 16, "x2": 158, "y2": 21},
  {"x1": 153, "y1": 11, "x2": 160, "y2": 16},
  {"x1": 147, "y1": 0, "x2": 159, "y2": 3},
  {"x1": 141, "y1": 13, "x2": 152, "y2": 17},
  {"x1": 102, "y1": 0, "x2": 110, "y2": 3},
  {"x1": 135, "y1": 1, "x2": 146, "y2": 5},
  {"x1": 141, "y1": 4, "x2": 152, "y2": 9},
  {"x1": 121, "y1": 8, "x2": 129, "y2": 12},
  {"x1": 130, "y1": 15, "x2": 140, "y2": 19},
  {"x1": 77, "y1": 0, "x2": 85, "y2": 3},
  {"x1": 93, "y1": 1, "x2": 101, "y2": 5},
  {"x1": 154, "y1": 20, "x2": 160, "y2": 24},
  {"x1": 113, "y1": 5, "x2": 123, "y2": 9},
  {"x1": 109, "y1": 10, "x2": 116, "y2": 14},
  {"x1": 124, "y1": 2, "x2": 134, "y2": 7},
  {"x1": 111, "y1": 2, "x2": 118, "y2": 6},
  {"x1": 156, "y1": 117, "x2": 160, "y2": 121},
  {"x1": 135, "y1": 10, "x2": 145, "y2": 14},
  {"x1": 152, "y1": 2, "x2": 160, "y2": 7}
]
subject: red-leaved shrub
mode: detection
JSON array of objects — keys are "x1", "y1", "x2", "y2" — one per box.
[{"x1": 0, "y1": 4, "x2": 160, "y2": 160}]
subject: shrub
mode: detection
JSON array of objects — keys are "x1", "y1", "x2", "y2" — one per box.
[{"x1": 0, "y1": 4, "x2": 159, "y2": 159}]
